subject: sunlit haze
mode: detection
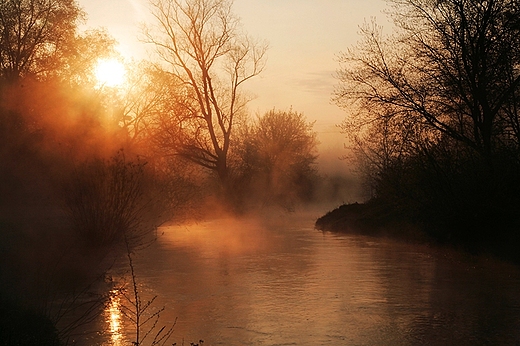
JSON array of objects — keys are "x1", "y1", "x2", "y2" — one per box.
[
  {"x1": 95, "y1": 58, "x2": 126, "y2": 88},
  {"x1": 78, "y1": 0, "x2": 388, "y2": 174}
]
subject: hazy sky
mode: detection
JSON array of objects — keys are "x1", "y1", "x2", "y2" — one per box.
[{"x1": 78, "y1": 0, "x2": 388, "y2": 173}]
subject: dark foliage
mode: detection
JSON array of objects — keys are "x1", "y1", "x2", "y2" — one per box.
[
  {"x1": 0, "y1": 76, "x2": 173, "y2": 343},
  {"x1": 0, "y1": 298, "x2": 60, "y2": 346},
  {"x1": 329, "y1": 0, "x2": 520, "y2": 261}
]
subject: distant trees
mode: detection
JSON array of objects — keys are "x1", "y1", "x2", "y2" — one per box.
[
  {"x1": 145, "y1": 0, "x2": 267, "y2": 191},
  {"x1": 236, "y1": 109, "x2": 319, "y2": 208},
  {"x1": 335, "y1": 0, "x2": 520, "y2": 243}
]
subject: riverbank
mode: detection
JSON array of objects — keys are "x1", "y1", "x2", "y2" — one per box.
[
  {"x1": 315, "y1": 201, "x2": 429, "y2": 242},
  {"x1": 315, "y1": 201, "x2": 520, "y2": 264}
]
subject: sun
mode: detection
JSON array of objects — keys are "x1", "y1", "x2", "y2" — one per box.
[{"x1": 95, "y1": 58, "x2": 126, "y2": 88}]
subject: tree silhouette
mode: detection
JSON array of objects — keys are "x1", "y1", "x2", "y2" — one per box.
[
  {"x1": 334, "y1": 0, "x2": 520, "y2": 245},
  {"x1": 145, "y1": 0, "x2": 267, "y2": 191},
  {"x1": 335, "y1": 0, "x2": 520, "y2": 160}
]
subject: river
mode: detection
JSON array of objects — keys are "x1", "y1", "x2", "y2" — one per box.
[{"x1": 84, "y1": 211, "x2": 520, "y2": 345}]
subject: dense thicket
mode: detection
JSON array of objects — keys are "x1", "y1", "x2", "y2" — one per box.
[
  {"x1": 0, "y1": 76, "x2": 172, "y2": 344},
  {"x1": 0, "y1": 2, "x2": 166, "y2": 342}
]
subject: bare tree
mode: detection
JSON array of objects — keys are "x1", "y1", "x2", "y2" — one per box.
[
  {"x1": 335, "y1": 0, "x2": 520, "y2": 160},
  {"x1": 144, "y1": 0, "x2": 267, "y2": 190},
  {"x1": 64, "y1": 150, "x2": 164, "y2": 249}
]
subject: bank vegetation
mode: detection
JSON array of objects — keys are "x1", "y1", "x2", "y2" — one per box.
[{"x1": 318, "y1": 0, "x2": 520, "y2": 263}]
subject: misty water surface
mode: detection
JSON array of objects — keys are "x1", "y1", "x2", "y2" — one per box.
[{"x1": 89, "y1": 212, "x2": 520, "y2": 345}]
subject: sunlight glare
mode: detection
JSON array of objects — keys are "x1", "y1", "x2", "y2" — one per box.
[
  {"x1": 95, "y1": 58, "x2": 126, "y2": 88},
  {"x1": 106, "y1": 290, "x2": 124, "y2": 346}
]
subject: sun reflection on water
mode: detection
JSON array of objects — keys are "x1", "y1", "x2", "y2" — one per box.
[{"x1": 106, "y1": 290, "x2": 124, "y2": 346}]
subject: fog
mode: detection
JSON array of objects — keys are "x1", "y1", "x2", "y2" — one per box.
[{"x1": 0, "y1": 64, "x2": 361, "y2": 344}]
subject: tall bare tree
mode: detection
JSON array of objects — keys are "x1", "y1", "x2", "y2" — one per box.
[{"x1": 145, "y1": 0, "x2": 267, "y2": 189}]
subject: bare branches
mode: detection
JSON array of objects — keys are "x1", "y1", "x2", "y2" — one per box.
[
  {"x1": 118, "y1": 232, "x2": 175, "y2": 346},
  {"x1": 63, "y1": 150, "x2": 164, "y2": 249},
  {"x1": 335, "y1": 0, "x2": 520, "y2": 159},
  {"x1": 144, "y1": 0, "x2": 267, "y2": 185}
]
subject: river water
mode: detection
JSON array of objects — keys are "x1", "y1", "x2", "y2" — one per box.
[{"x1": 92, "y1": 211, "x2": 520, "y2": 345}]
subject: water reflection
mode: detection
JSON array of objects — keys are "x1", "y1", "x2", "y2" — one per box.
[
  {"x1": 98, "y1": 214, "x2": 520, "y2": 345},
  {"x1": 106, "y1": 290, "x2": 124, "y2": 346}
]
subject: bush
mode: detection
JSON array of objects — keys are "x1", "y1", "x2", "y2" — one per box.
[
  {"x1": 0, "y1": 298, "x2": 60, "y2": 346},
  {"x1": 63, "y1": 150, "x2": 164, "y2": 249}
]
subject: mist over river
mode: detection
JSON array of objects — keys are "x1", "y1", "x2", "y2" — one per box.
[{"x1": 82, "y1": 211, "x2": 520, "y2": 345}]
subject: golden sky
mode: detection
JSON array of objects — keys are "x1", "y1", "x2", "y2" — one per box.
[{"x1": 78, "y1": 0, "x2": 388, "y2": 174}]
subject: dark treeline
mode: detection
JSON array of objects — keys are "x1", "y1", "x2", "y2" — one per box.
[
  {"x1": 319, "y1": 0, "x2": 520, "y2": 261},
  {"x1": 0, "y1": 0, "x2": 321, "y2": 344}
]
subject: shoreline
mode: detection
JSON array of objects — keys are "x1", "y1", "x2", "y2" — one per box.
[
  {"x1": 315, "y1": 202, "x2": 429, "y2": 242},
  {"x1": 315, "y1": 201, "x2": 520, "y2": 264}
]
